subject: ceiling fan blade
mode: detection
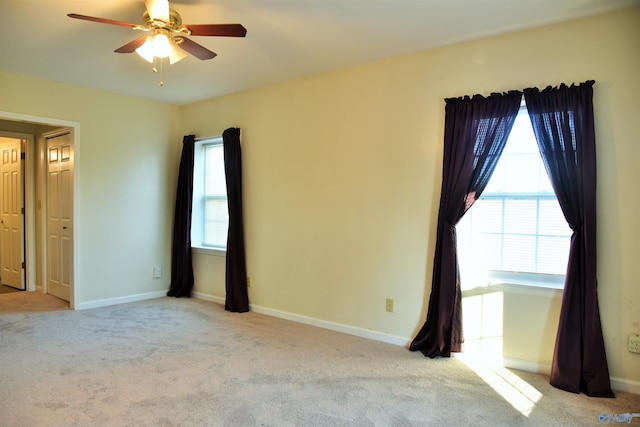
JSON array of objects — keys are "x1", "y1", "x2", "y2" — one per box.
[
  {"x1": 114, "y1": 36, "x2": 149, "y2": 54},
  {"x1": 183, "y1": 24, "x2": 247, "y2": 37},
  {"x1": 177, "y1": 37, "x2": 217, "y2": 60},
  {"x1": 144, "y1": 0, "x2": 170, "y2": 22},
  {"x1": 67, "y1": 13, "x2": 139, "y2": 29}
]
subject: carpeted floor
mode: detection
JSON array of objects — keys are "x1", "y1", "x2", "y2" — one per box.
[
  {"x1": 0, "y1": 284, "x2": 22, "y2": 294},
  {"x1": 0, "y1": 292, "x2": 638, "y2": 426}
]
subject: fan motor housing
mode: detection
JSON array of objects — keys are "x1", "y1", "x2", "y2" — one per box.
[{"x1": 143, "y1": 8, "x2": 185, "y2": 32}]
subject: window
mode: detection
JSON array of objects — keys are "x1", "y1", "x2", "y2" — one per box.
[
  {"x1": 192, "y1": 137, "x2": 228, "y2": 253},
  {"x1": 457, "y1": 105, "x2": 572, "y2": 290}
]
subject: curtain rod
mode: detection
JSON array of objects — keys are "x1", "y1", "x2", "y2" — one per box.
[{"x1": 445, "y1": 80, "x2": 595, "y2": 102}]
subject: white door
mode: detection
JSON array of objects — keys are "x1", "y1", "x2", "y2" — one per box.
[
  {"x1": 0, "y1": 137, "x2": 24, "y2": 290},
  {"x1": 46, "y1": 132, "x2": 73, "y2": 302}
]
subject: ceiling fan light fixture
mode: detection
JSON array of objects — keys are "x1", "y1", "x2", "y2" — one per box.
[
  {"x1": 151, "y1": 33, "x2": 172, "y2": 58},
  {"x1": 135, "y1": 37, "x2": 156, "y2": 63},
  {"x1": 69, "y1": 0, "x2": 247, "y2": 67},
  {"x1": 135, "y1": 32, "x2": 178, "y2": 63},
  {"x1": 168, "y1": 42, "x2": 187, "y2": 64}
]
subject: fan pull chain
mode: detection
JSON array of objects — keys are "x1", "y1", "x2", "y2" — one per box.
[{"x1": 151, "y1": 57, "x2": 165, "y2": 87}]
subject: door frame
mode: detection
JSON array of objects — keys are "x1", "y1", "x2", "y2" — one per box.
[{"x1": 0, "y1": 111, "x2": 79, "y2": 309}]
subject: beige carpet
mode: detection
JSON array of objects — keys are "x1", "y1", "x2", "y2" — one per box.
[
  {"x1": 0, "y1": 293, "x2": 638, "y2": 426},
  {"x1": 0, "y1": 284, "x2": 22, "y2": 295}
]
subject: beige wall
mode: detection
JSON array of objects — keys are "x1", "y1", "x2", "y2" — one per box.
[
  {"x1": 1, "y1": 6, "x2": 637, "y2": 388},
  {"x1": 182, "y1": 7, "x2": 640, "y2": 386},
  {"x1": 0, "y1": 73, "x2": 182, "y2": 304}
]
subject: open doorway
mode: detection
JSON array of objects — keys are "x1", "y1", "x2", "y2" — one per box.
[
  {"x1": 0, "y1": 132, "x2": 31, "y2": 292},
  {"x1": 0, "y1": 111, "x2": 78, "y2": 309}
]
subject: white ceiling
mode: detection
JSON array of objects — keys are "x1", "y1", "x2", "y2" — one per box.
[{"x1": 1, "y1": 0, "x2": 637, "y2": 105}]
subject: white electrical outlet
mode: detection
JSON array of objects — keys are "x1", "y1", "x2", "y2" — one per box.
[
  {"x1": 153, "y1": 266, "x2": 162, "y2": 279},
  {"x1": 629, "y1": 334, "x2": 640, "y2": 354}
]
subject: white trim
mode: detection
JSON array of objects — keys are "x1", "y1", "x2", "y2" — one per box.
[
  {"x1": 250, "y1": 304, "x2": 411, "y2": 347},
  {"x1": 195, "y1": 134, "x2": 222, "y2": 143},
  {"x1": 488, "y1": 270, "x2": 565, "y2": 290},
  {"x1": 192, "y1": 291, "x2": 225, "y2": 305},
  {"x1": 192, "y1": 246, "x2": 226, "y2": 256},
  {"x1": 501, "y1": 356, "x2": 552, "y2": 375},
  {"x1": 451, "y1": 354, "x2": 554, "y2": 376},
  {"x1": 462, "y1": 282, "x2": 563, "y2": 299},
  {"x1": 75, "y1": 290, "x2": 167, "y2": 310},
  {"x1": 191, "y1": 136, "x2": 228, "y2": 250},
  {"x1": 471, "y1": 356, "x2": 639, "y2": 394},
  {"x1": 192, "y1": 292, "x2": 638, "y2": 394},
  {"x1": 0, "y1": 111, "x2": 80, "y2": 310},
  {"x1": 503, "y1": 357, "x2": 640, "y2": 394},
  {"x1": 498, "y1": 282, "x2": 563, "y2": 298},
  {"x1": 24, "y1": 133, "x2": 36, "y2": 293},
  {"x1": 451, "y1": 354, "x2": 552, "y2": 374},
  {"x1": 610, "y1": 377, "x2": 640, "y2": 395},
  {"x1": 193, "y1": 292, "x2": 411, "y2": 346}
]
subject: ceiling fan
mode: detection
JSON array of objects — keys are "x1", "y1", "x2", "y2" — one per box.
[{"x1": 68, "y1": 0, "x2": 247, "y2": 64}]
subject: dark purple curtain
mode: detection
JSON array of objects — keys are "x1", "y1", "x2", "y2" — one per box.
[
  {"x1": 167, "y1": 135, "x2": 196, "y2": 298},
  {"x1": 524, "y1": 81, "x2": 613, "y2": 397},
  {"x1": 410, "y1": 91, "x2": 522, "y2": 357},
  {"x1": 222, "y1": 128, "x2": 249, "y2": 312}
]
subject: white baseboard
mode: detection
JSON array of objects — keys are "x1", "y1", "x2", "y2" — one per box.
[
  {"x1": 67, "y1": 289, "x2": 640, "y2": 395},
  {"x1": 192, "y1": 292, "x2": 410, "y2": 347},
  {"x1": 251, "y1": 303, "x2": 411, "y2": 347},
  {"x1": 478, "y1": 356, "x2": 639, "y2": 394},
  {"x1": 76, "y1": 290, "x2": 167, "y2": 310},
  {"x1": 194, "y1": 292, "x2": 638, "y2": 395},
  {"x1": 455, "y1": 353, "x2": 640, "y2": 394},
  {"x1": 609, "y1": 377, "x2": 640, "y2": 395},
  {"x1": 192, "y1": 291, "x2": 225, "y2": 305},
  {"x1": 502, "y1": 356, "x2": 552, "y2": 375}
]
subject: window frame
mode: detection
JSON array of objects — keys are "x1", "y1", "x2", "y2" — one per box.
[
  {"x1": 457, "y1": 103, "x2": 570, "y2": 291},
  {"x1": 191, "y1": 136, "x2": 227, "y2": 257}
]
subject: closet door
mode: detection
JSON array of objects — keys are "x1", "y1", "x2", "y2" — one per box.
[{"x1": 47, "y1": 132, "x2": 73, "y2": 302}]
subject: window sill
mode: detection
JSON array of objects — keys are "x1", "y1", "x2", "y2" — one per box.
[
  {"x1": 462, "y1": 271, "x2": 564, "y2": 299},
  {"x1": 192, "y1": 246, "x2": 227, "y2": 257},
  {"x1": 489, "y1": 271, "x2": 564, "y2": 290},
  {"x1": 462, "y1": 282, "x2": 563, "y2": 299}
]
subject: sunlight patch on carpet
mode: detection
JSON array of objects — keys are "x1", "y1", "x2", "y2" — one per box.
[{"x1": 458, "y1": 354, "x2": 542, "y2": 417}]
